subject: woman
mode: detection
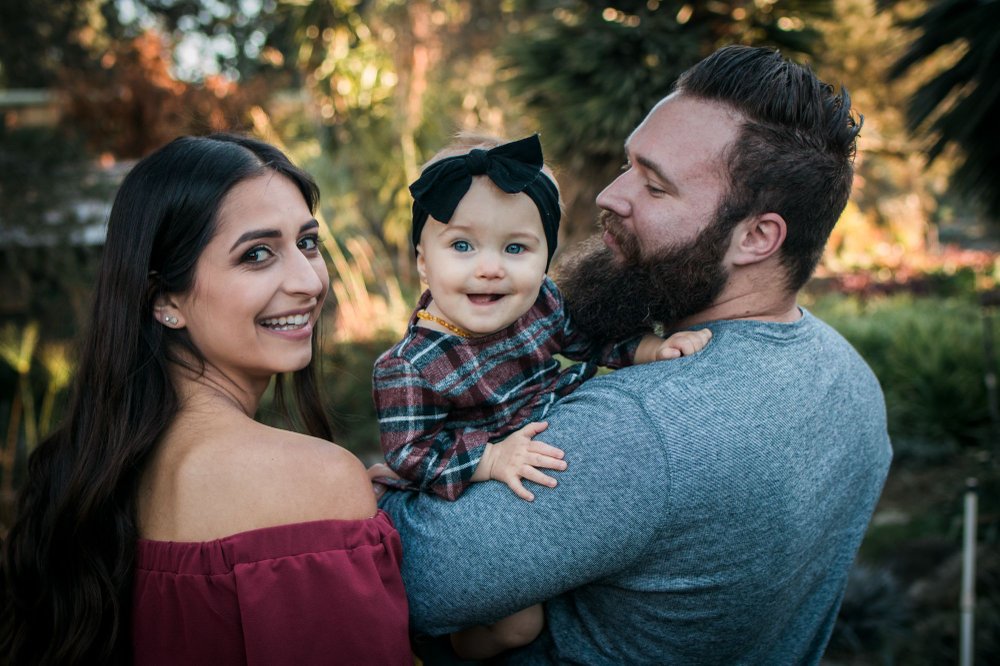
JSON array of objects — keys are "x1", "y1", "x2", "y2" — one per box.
[{"x1": 0, "y1": 134, "x2": 410, "y2": 664}]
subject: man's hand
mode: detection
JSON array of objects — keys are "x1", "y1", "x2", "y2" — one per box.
[{"x1": 471, "y1": 422, "x2": 567, "y2": 501}]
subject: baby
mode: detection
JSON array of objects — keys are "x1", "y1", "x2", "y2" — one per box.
[{"x1": 372, "y1": 133, "x2": 709, "y2": 659}]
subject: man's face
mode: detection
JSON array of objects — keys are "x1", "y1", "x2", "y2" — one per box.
[
  {"x1": 557, "y1": 95, "x2": 743, "y2": 339},
  {"x1": 596, "y1": 93, "x2": 741, "y2": 260}
]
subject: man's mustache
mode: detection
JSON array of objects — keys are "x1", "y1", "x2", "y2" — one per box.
[{"x1": 597, "y1": 209, "x2": 639, "y2": 262}]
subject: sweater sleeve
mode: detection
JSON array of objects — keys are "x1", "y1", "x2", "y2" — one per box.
[
  {"x1": 373, "y1": 353, "x2": 490, "y2": 501},
  {"x1": 379, "y1": 380, "x2": 668, "y2": 634}
]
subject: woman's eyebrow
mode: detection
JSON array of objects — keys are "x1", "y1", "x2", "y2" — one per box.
[
  {"x1": 230, "y1": 229, "x2": 279, "y2": 252},
  {"x1": 229, "y1": 219, "x2": 318, "y2": 252}
]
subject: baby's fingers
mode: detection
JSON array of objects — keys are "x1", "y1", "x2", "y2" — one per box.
[
  {"x1": 528, "y1": 439, "x2": 565, "y2": 460},
  {"x1": 515, "y1": 421, "x2": 549, "y2": 438},
  {"x1": 520, "y1": 465, "x2": 559, "y2": 491},
  {"x1": 504, "y1": 477, "x2": 536, "y2": 502},
  {"x1": 531, "y1": 452, "x2": 568, "y2": 471},
  {"x1": 672, "y1": 329, "x2": 713, "y2": 356},
  {"x1": 655, "y1": 344, "x2": 681, "y2": 360}
]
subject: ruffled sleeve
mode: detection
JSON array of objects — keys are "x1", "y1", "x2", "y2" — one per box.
[{"x1": 134, "y1": 510, "x2": 411, "y2": 665}]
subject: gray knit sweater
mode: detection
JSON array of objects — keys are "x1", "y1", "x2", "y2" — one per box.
[{"x1": 380, "y1": 309, "x2": 892, "y2": 665}]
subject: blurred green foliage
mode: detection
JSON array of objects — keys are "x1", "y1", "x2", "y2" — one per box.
[
  {"x1": 320, "y1": 336, "x2": 400, "y2": 463},
  {"x1": 808, "y1": 290, "x2": 998, "y2": 459},
  {"x1": 884, "y1": 0, "x2": 1000, "y2": 220}
]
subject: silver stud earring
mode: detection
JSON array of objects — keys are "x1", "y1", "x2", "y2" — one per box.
[{"x1": 164, "y1": 315, "x2": 178, "y2": 326}]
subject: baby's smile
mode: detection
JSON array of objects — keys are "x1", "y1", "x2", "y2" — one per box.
[{"x1": 467, "y1": 294, "x2": 505, "y2": 305}]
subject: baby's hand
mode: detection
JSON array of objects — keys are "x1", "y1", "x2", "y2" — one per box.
[
  {"x1": 655, "y1": 328, "x2": 712, "y2": 360},
  {"x1": 474, "y1": 422, "x2": 567, "y2": 501}
]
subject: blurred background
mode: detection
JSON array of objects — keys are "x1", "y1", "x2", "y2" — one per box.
[{"x1": 0, "y1": 0, "x2": 998, "y2": 662}]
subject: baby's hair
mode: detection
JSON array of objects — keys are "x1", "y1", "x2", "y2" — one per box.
[{"x1": 424, "y1": 131, "x2": 506, "y2": 165}]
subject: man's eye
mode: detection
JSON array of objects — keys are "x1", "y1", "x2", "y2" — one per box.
[
  {"x1": 505, "y1": 243, "x2": 525, "y2": 255},
  {"x1": 452, "y1": 240, "x2": 472, "y2": 252}
]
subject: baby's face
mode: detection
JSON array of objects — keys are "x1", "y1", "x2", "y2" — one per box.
[{"x1": 416, "y1": 179, "x2": 548, "y2": 337}]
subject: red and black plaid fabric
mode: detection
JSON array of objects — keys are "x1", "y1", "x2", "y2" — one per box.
[{"x1": 372, "y1": 277, "x2": 641, "y2": 500}]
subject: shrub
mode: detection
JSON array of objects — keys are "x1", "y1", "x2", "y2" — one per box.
[
  {"x1": 806, "y1": 293, "x2": 998, "y2": 462},
  {"x1": 319, "y1": 336, "x2": 399, "y2": 464}
]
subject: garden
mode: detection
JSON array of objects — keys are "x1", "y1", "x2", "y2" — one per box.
[{"x1": 1, "y1": 0, "x2": 999, "y2": 663}]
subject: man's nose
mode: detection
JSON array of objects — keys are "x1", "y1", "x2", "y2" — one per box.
[{"x1": 596, "y1": 172, "x2": 632, "y2": 217}]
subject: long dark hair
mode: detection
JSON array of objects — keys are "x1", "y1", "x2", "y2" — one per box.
[{"x1": 0, "y1": 134, "x2": 333, "y2": 664}]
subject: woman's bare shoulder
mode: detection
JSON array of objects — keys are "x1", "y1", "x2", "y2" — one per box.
[
  {"x1": 252, "y1": 426, "x2": 378, "y2": 522},
  {"x1": 141, "y1": 423, "x2": 378, "y2": 541}
]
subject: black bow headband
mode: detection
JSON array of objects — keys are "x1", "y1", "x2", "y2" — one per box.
[{"x1": 409, "y1": 134, "x2": 561, "y2": 268}]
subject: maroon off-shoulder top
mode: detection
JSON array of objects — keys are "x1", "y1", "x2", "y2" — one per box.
[{"x1": 132, "y1": 510, "x2": 411, "y2": 665}]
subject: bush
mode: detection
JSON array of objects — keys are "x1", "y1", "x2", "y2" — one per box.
[
  {"x1": 320, "y1": 336, "x2": 398, "y2": 464},
  {"x1": 807, "y1": 293, "x2": 998, "y2": 462}
]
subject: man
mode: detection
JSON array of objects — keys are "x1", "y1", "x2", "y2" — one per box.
[{"x1": 379, "y1": 45, "x2": 892, "y2": 665}]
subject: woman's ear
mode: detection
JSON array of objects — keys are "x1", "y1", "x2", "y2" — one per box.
[
  {"x1": 728, "y1": 212, "x2": 787, "y2": 267},
  {"x1": 153, "y1": 294, "x2": 184, "y2": 329}
]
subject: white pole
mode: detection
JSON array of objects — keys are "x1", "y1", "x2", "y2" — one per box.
[{"x1": 959, "y1": 478, "x2": 978, "y2": 666}]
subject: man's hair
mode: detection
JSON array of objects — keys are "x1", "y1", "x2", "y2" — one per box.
[{"x1": 676, "y1": 45, "x2": 863, "y2": 290}]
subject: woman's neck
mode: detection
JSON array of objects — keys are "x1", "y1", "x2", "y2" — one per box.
[{"x1": 170, "y1": 364, "x2": 265, "y2": 418}]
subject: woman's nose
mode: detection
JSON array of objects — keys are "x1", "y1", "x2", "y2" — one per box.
[{"x1": 286, "y1": 251, "x2": 327, "y2": 296}]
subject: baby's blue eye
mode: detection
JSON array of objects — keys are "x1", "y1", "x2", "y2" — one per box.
[
  {"x1": 505, "y1": 243, "x2": 525, "y2": 255},
  {"x1": 452, "y1": 240, "x2": 472, "y2": 252}
]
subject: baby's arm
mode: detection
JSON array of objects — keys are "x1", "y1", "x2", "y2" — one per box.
[
  {"x1": 450, "y1": 604, "x2": 543, "y2": 659},
  {"x1": 373, "y1": 355, "x2": 491, "y2": 500},
  {"x1": 634, "y1": 328, "x2": 712, "y2": 364},
  {"x1": 470, "y1": 422, "x2": 567, "y2": 502}
]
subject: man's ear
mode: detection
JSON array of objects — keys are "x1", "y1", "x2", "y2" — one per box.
[
  {"x1": 153, "y1": 293, "x2": 185, "y2": 329},
  {"x1": 416, "y1": 245, "x2": 427, "y2": 283},
  {"x1": 728, "y1": 212, "x2": 786, "y2": 267}
]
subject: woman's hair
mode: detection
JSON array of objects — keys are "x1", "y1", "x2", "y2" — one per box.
[{"x1": 0, "y1": 134, "x2": 332, "y2": 664}]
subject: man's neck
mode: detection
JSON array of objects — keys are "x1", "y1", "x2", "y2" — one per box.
[{"x1": 675, "y1": 286, "x2": 801, "y2": 330}]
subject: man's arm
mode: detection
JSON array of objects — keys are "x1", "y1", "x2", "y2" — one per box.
[{"x1": 379, "y1": 379, "x2": 670, "y2": 635}]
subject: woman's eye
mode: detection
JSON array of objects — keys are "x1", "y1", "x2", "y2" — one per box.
[
  {"x1": 452, "y1": 240, "x2": 472, "y2": 252},
  {"x1": 505, "y1": 243, "x2": 525, "y2": 255},
  {"x1": 243, "y1": 246, "x2": 273, "y2": 263},
  {"x1": 298, "y1": 234, "x2": 320, "y2": 252}
]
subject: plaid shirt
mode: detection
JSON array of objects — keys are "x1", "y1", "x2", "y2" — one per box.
[{"x1": 372, "y1": 276, "x2": 642, "y2": 500}]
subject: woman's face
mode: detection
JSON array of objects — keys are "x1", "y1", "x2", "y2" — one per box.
[{"x1": 169, "y1": 172, "x2": 328, "y2": 393}]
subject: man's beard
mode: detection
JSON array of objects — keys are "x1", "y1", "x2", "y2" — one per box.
[{"x1": 555, "y1": 210, "x2": 732, "y2": 342}]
